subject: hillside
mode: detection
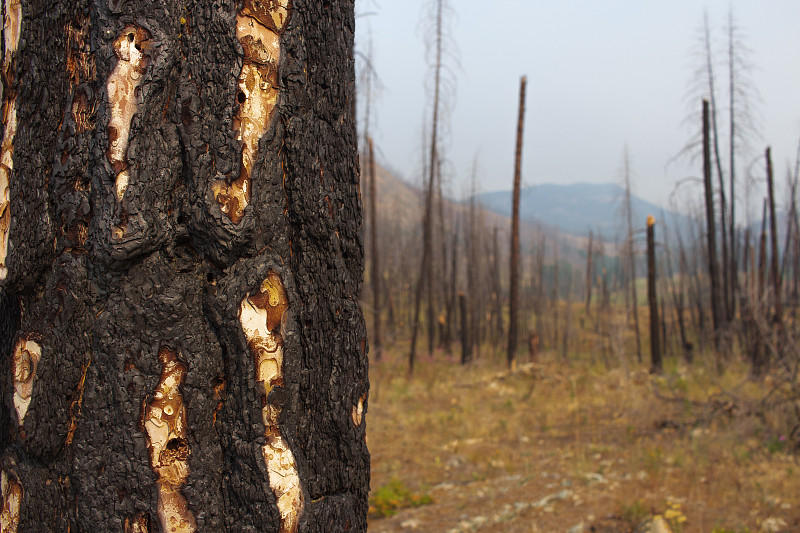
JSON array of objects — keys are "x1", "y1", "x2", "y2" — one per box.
[
  {"x1": 366, "y1": 160, "x2": 596, "y2": 263},
  {"x1": 476, "y1": 183, "x2": 690, "y2": 240}
]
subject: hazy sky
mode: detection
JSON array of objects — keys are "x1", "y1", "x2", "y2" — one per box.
[{"x1": 355, "y1": 0, "x2": 800, "y2": 214}]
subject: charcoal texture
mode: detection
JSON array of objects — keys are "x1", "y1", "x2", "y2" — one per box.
[{"x1": 0, "y1": 0, "x2": 368, "y2": 531}]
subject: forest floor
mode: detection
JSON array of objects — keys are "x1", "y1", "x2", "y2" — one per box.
[{"x1": 366, "y1": 343, "x2": 800, "y2": 532}]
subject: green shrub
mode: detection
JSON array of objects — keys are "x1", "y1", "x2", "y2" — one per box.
[{"x1": 369, "y1": 479, "x2": 433, "y2": 518}]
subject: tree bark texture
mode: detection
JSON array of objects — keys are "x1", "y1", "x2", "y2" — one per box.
[
  {"x1": 703, "y1": 99, "x2": 723, "y2": 350},
  {"x1": 646, "y1": 216, "x2": 661, "y2": 373},
  {"x1": 507, "y1": 75, "x2": 526, "y2": 370},
  {"x1": 0, "y1": 1, "x2": 369, "y2": 531}
]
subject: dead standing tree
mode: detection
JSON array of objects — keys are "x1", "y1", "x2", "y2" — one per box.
[
  {"x1": 703, "y1": 99, "x2": 725, "y2": 354},
  {"x1": 507, "y1": 75, "x2": 527, "y2": 369},
  {"x1": 0, "y1": 1, "x2": 369, "y2": 531},
  {"x1": 409, "y1": 0, "x2": 449, "y2": 372},
  {"x1": 765, "y1": 148, "x2": 784, "y2": 346},
  {"x1": 647, "y1": 216, "x2": 662, "y2": 373},
  {"x1": 358, "y1": 29, "x2": 383, "y2": 362},
  {"x1": 585, "y1": 230, "x2": 594, "y2": 316},
  {"x1": 702, "y1": 13, "x2": 731, "y2": 323},
  {"x1": 622, "y1": 148, "x2": 642, "y2": 362},
  {"x1": 367, "y1": 137, "x2": 382, "y2": 360}
]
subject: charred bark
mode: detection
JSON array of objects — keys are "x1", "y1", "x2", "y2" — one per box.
[
  {"x1": 507, "y1": 77, "x2": 526, "y2": 369},
  {"x1": 646, "y1": 216, "x2": 661, "y2": 373},
  {"x1": 0, "y1": 1, "x2": 369, "y2": 531},
  {"x1": 703, "y1": 99, "x2": 724, "y2": 352},
  {"x1": 765, "y1": 148, "x2": 784, "y2": 343}
]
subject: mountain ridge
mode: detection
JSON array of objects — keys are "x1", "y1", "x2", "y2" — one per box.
[{"x1": 476, "y1": 182, "x2": 689, "y2": 239}]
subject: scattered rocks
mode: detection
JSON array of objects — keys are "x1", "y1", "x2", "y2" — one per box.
[
  {"x1": 760, "y1": 517, "x2": 787, "y2": 532},
  {"x1": 532, "y1": 489, "x2": 574, "y2": 509},
  {"x1": 635, "y1": 516, "x2": 673, "y2": 533},
  {"x1": 566, "y1": 520, "x2": 585, "y2": 533},
  {"x1": 400, "y1": 518, "x2": 421, "y2": 529}
]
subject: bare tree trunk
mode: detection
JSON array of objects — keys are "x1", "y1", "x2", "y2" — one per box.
[
  {"x1": 561, "y1": 285, "x2": 572, "y2": 360},
  {"x1": 0, "y1": 1, "x2": 369, "y2": 530},
  {"x1": 623, "y1": 149, "x2": 642, "y2": 362},
  {"x1": 368, "y1": 137, "x2": 382, "y2": 361},
  {"x1": 409, "y1": 0, "x2": 443, "y2": 372},
  {"x1": 585, "y1": 230, "x2": 594, "y2": 315},
  {"x1": 552, "y1": 243, "x2": 560, "y2": 350},
  {"x1": 443, "y1": 219, "x2": 458, "y2": 353},
  {"x1": 704, "y1": 14, "x2": 731, "y2": 323},
  {"x1": 647, "y1": 216, "x2": 662, "y2": 373},
  {"x1": 669, "y1": 229, "x2": 692, "y2": 362},
  {"x1": 490, "y1": 226, "x2": 504, "y2": 343},
  {"x1": 507, "y1": 76, "x2": 527, "y2": 369},
  {"x1": 766, "y1": 148, "x2": 783, "y2": 341},
  {"x1": 727, "y1": 13, "x2": 738, "y2": 322},
  {"x1": 751, "y1": 199, "x2": 769, "y2": 374},
  {"x1": 703, "y1": 100, "x2": 724, "y2": 352},
  {"x1": 535, "y1": 235, "x2": 545, "y2": 350},
  {"x1": 466, "y1": 181, "x2": 478, "y2": 358},
  {"x1": 459, "y1": 292, "x2": 471, "y2": 364}
]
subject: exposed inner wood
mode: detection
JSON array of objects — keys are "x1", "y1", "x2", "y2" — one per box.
[
  {"x1": 0, "y1": 0, "x2": 22, "y2": 281},
  {"x1": 0, "y1": 470, "x2": 22, "y2": 533},
  {"x1": 11, "y1": 339, "x2": 41, "y2": 427},
  {"x1": 239, "y1": 270, "x2": 303, "y2": 533},
  {"x1": 106, "y1": 26, "x2": 150, "y2": 203},
  {"x1": 123, "y1": 512, "x2": 150, "y2": 533},
  {"x1": 212, "y1": 1, "x2": 287, "y2": 225},
  {"x1": 142, "y1": 346, "x2": 197, "y2": 533}
]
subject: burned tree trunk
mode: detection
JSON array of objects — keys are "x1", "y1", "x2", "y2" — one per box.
[
  {"x1": 646, "y1": 216, "x2": 661, "y2": 373},
  {"x1": 367, "y1": 136, "x2": 381, "y2": 361},
  {"x1": 507, "y1": 75, "x2": 526, "y2": 370},
  {"x1": 459, "y1": 291, "x2": 470, "y2": 365},
  {"x1": 703, "y1": 99, "x2": 724, "y2": 352},
  {"x1": 765, "y1": 148, "x2": 783, "y2": 337},
  {"x1": 585, "y1": 230, "x2": 594, "y2": 315},
  {"x1": 409, "y1": 0, "x2": 444, "y2": 371},
  {"x1": 0, "y1": 1, "x2": 369, "y2": 531}
]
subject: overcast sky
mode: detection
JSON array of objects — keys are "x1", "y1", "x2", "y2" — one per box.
[{"x1": 354, "y1": 0, "x2": 800, "y2": 216}]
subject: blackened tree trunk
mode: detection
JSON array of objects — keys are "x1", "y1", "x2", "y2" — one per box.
[
  {"x1": 442, "y1": 219, "x2": 458, "y2": 353},
  {"x1": 585, "y1": 230, "x2": 594, "y2": 315},
  {"x1": 751, "y1": 199, "x2": 769, "y2": 374},
  {"x1": 367, "y1": 136, "x2": 381, "y2": 361},
  {"x1": 703, "y1": 14, "x2": 731, "y2": 325},
  {"x1": 646, "y1": 216, "x2": 661, "y2": 373},
  {"x1": 703, "y1": 99, "x2": 724, "y2": 352},
  {"x1": 507, "y1": 75, "x2": 526, "y2": 370},
  {"x1": 459, "y1": 291, "x2": 470, "y2": 364},
  {"x1": 765, "y1": 148, "x2": 783, "y2": 338},
  {"x1": 491, "y1": 226, "x2": 504, "y2": 343},
  {"x1": 0, "y1": 1, "x2": 369, "y2": 531},
  {"x1": 409, "y1": 0, "x2": 443, "y2": 371}
]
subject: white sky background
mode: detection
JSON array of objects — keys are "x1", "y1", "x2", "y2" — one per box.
[{"x1": 354, "y1": 0, "x2": 800, "y2": 217}]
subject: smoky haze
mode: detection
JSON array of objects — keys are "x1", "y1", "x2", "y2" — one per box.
[{"x1": 355, "y1": 0, "x2": 800, "y2": 217}]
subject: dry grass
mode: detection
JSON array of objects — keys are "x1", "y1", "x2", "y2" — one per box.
[{"x1": 366, "y1": 342, "x2": 800, "y2": 532}]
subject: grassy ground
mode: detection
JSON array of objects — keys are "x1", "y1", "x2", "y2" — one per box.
[{"x1": 366, "y1": 342, "x2": 800, "y2": 532}]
